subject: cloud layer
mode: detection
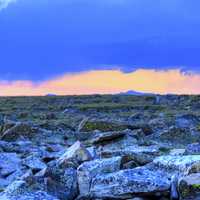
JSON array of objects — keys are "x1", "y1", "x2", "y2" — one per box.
[
  {"x1": 0, "y1": 0, "x2": 16, "y2": 11},
  {"x1": 0, "y1": 69, "x2": 199, "y2": 96}
]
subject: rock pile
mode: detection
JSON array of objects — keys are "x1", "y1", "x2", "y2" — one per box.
[{"x1": 0, "y1": 95, "x2": 200, "y2": 200}]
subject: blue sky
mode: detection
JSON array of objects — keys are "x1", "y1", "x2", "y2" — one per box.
[{"x1": 1, "y1": 0, "x2": 200, "y2": 81}]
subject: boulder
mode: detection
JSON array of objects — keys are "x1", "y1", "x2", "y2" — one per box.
[
  {"x1": 153, "y1": 155, "x2": 200, "y2": 174},
  {"x1": 90, "y1": 167, "x2": 170, "y2": 199},
  {"x1": 77, "y1": 156, "x2": 122, "y2": 195},
  {"x1": 58, "y1": 141, "x2": 92, "y2": 168},
  {"x1": 179, "y1": 173, "x2": 200, "y2": 200}
]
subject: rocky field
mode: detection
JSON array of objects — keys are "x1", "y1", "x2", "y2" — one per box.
[{"x1": 0, "y1": 94, "x2": 200, "y2": 200}]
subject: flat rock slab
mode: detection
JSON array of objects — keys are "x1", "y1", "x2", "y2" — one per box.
[
  {"x1": 100, "y1": 145, "x2": 160, "y2": 165},
  {"x1": 90, "y1": 167, "x2": 170, "y2": 199},
  {"x1": 153, "y1": 155, "x2": 200, "y2": 174},
  {"x1": 91, "y1": 131, "x2": 125, "y2": 144}
]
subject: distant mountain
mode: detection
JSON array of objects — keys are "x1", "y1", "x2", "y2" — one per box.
[
  {"x1": 46, "y1": 94, "x2": 57, "y2": 96},
  {"x1": 118, "y1": 90, "x2": 155, "y2": 96}
]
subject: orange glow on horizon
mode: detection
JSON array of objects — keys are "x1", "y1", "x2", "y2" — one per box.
[{"x1": 0, "y1": 68, "x2": 200, "y2": 96}]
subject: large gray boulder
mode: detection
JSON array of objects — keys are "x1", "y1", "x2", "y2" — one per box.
[
  {"x1": 58, "y1": 141, "x2": 92, "y2": 168},
  {"x1": 90, "y1": 167, "x2": 170, "y2": 199},
  {"x1": 179, "y1": 173, "x2": 200, "y2": 200},
  {"x1": 153, "y1": 155, "x2": 200, "y2": 174},
  {"x1": 77, "y1": 157, "x2": 122, "y2": 195}
]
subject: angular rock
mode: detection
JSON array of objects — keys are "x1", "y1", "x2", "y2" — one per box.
[
  {"x1": 86, "y1": 147, "x2": 98, "y2": 159},
  {"x1": 100, "y1": 145, "x2": 160, "y2": 165},
  {"x1": 77, "y1": 157, "x2": 122, "y2": 195},
  {"x1": 170, "y1": 175, "x2": 179, "y2": 200},
  {"x1": 91, "y1": 131, "x2": 125, "y2": 144},
  {"x1": 169, "y1": 149, "x2": 186, "y2": 156},
  {"x1": 186, "y1": 143, "x2": 200, "y2": 155},
  {"x1": 153, "y1": 155, "x2": 200, "y2": 174},
  {"x1": 58, "y1": 141, "x2": 92, "y2": 168},
  {"x1": 175, "y1": 114, "x2": 199, "y2": 129},
  {"x1": 179, "y1": 173, "x2": 200, "y2": 200},
  {"x1": 98, "y1": 133, "x2": 138, "y2": 151},
  {"x1": 1, "y1": 180, "x2": 59, "y2": 200},
  {"x1": 0, "y1": 153, "x2": 21, "y2": 177},
  {"x1": 90, "y1": 167, "x2": 170, "y2": 199},
  {"x1": 36, "y1": 166, "x2": 78, "y2": 200},
  {"x1": 158, "y1": 127, "x2": 200, "y2": 145},
  {"x1": 22, "y1": 156, "x2": 47, "y2": 171}
]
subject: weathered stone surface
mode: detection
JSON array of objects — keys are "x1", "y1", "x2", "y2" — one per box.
[
  {"x1": 153, "y1": 155, "x2": 200, "y2": 174},
  {"x1": 0, "y1": 180, "x2": 59, "y2": 200},
  {"x1": 35, "y1": 166, "x2": 78, "y2": 200},
  {"x1": 179, "y1": 173, "x2": 200, "y2": 200},
  {"x1": 58, "y1": 141, "x2": 92, "y2": 168},
  {"x1": 77, "y1": 157, "x2": 122, "y2": 195},
  {"x1": 90, "y1": 167, "x2": 170, "y2": 199}
]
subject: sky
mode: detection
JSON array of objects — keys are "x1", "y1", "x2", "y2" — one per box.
[{"x1": 1, "y1": 0, "x2": 200, "y2": 95}]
